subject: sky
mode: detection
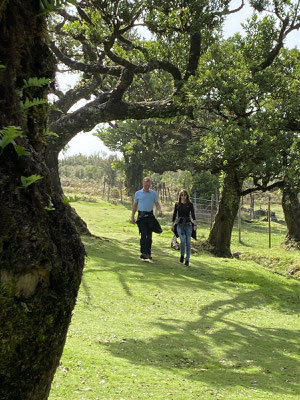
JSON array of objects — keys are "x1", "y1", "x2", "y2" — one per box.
[{"x1": 58, "y1": 0, "x2": 299, "y2": 159}]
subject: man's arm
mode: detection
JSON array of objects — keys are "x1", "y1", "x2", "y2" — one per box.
[
  {"x1": 155, "y1": 201, "x2": 163, "y2": 217},
  {"x1": 131, "y1": 201, "x2": 138, "y2": 224}
]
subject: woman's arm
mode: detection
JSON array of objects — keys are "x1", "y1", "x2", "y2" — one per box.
[
  {"x1": 190, "y1": 203, "x2": 197, "y2": 229},
  {"x1": 171, "y1": 204, "x2": 177, "y2": 231}
]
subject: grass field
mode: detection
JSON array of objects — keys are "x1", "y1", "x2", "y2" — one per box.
[{"x1": 49, "y1": 199, "x2": 300, "y2": 400}]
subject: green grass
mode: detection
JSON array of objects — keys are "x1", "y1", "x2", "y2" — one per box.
[
  {"x1": 231, "y1": 218, "x2": 300, "y2": 277},
  {"x1": 49, "y1": 199, "x2": 300, "y2": 400}
]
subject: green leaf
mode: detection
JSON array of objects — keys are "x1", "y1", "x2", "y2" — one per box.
[
  {"x1": 63, "y1": 196, "x2": 71, "y2": 204},
  {"x1": 49, "y1": 104, "x2": 63, "y2": 113},
  {"x1": 23, "y1": 77, "x2": 52, "y2": 88},
  {"x1": 63, "y1": 195, "x2": 81, "y2": 203},
  {"x1": 39, "y1": 0, "x2": 76, "y2": 13},
  {"x1": 21, "y1": 98, "x2": 48, "y2": 110},
  {"x1": 44, "y1": 196, "x2": 55, "y2": 211},
  {"x1": 44, "y1": 130, "x2": 59, "y2": 137},
  {"x1": 15, "y1": 145, "x2": 30, "y2": 157},
  {"x1": 20, "y1": 175, "x2": 43, "y2": 189},
  {"x1": 0, "y1": 126, "x2": 23, "y2": 154}
]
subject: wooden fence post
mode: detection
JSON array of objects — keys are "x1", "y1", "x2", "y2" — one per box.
[
  {"x1": 238, "y1": 199, "x2": 242, "y2": 243},
  {"x1": 167, "y1": 187, "x2": 172, "y2": 203},
  {"x1": 250, "y1": 194, "x2": 255, "y2": 219}
]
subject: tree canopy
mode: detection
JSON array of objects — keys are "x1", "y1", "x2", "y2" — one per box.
[
  {"x1": 47, "y1": 0, "x2": 246, "y2": 151},
  {"x1": 47, "y1": 0, "x2": 300, "y2": 253}
]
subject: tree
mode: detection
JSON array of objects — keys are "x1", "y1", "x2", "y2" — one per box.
[
  {"x1": 100, "y1": 154, "x2": 119, "y2": 198},
  {"x1": 45, "y1": 1, "x2": 299, "y2": 254},
  {"x1": 0, "y1": 2, "x2": 85, "y2": 399},
  {"x1": 279, "y1": 114, "x2": 300, "y2": 247},
  {"x1": 191, "y1": 171, "x2": 220, "y2": 199},
  {"x1": 282, "y1": 171, "x2": 300, "y2": 247},
  {"x1": 266, "y1": 51, "x2": 300, "y2": 246},
  {"x1": 93, "y1": 3, "x2": 299, "y2": 255},
  {"x1": 187, "y1": 9, "x2": 300, "y2": 256},
  {"x1": 96, "y1": 119, "x2": 192, "y2": 194},
  {"x1": 45, "y1": 0, "x2": 242, "y2": 203}
]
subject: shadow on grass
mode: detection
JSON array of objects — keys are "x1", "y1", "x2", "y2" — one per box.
[
  {"x1": 236, "y1": 239, "x2": 252, "y2": 247},
  {"x1": 82, "y1": 235, "x2": 300, "y2": 312},
  {"x1": 100, "y1": 306, "x2": 299, "y2": 396},
  {"x1": 81, "y1": 235, "x2": 216, "y2": 298},
  {"x1": 81, "y1": 235, "x2": 300, "y2": 397},
  {"x1": 237, "y1": 221, "x2": 287, "y2": 236}
]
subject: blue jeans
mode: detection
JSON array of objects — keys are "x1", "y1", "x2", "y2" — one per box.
[{"x1": 177, "y1": 223, "x2": 193, "y2": 261}]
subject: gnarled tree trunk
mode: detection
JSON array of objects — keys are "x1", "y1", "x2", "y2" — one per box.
[
  {"x1": 282, "y1": 177, "x2": 300, "y2": 248},
  {"x1": 0, "y1": 2, "x2": 85, "y2": 399},
  {"x1": 204, "y1": 170, "x2": 242, "y2": 257}
]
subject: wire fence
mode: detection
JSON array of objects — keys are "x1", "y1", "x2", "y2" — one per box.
[
  {"x1": 188, "y1": 194, "x2": 284, "y2": 249},
  {"x1": 192, "y1": 195, "x2": 219, "y2": 225},
  {"x1": 191, "y1": 195, "x2": 283, "y2": 226}
]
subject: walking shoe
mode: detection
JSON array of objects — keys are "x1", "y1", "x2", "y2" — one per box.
[
  {"x1": 180, "y1": 255, "x2": 184, "y2": 263},
  {"x1": 140, "y1": 253, "x2": 149, "y2": 259},
  {"x1": 148, "y1": 255, "x2": 152, "y2": 260},
  {"x1": 185, "y1": 260, "x2": 189, "y2": 266}
]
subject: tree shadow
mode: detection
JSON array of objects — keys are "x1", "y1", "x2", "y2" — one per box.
[
  {"x1": 238, "y1": 221, "x2": 286, "y2": 236},
  {"x1": 80, "y1": 235, "x2": 300, "y2": 396},
  {"x1": 236, "y1": 239, "x2": 252, "y2": 247},
  {"x1": 81, "y1": 235, "x2": 218, "y2": 297},
  {"x1": 99, "y1": 286, "x2": 300, "y2": 396},
  {"x1": 82, "y1": 235, "x2": 300, "y2": 312}
]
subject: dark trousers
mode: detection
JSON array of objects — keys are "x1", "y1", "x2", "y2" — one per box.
[{"x1": 138, "y1": 217, "x2": 153, "y2": 256}]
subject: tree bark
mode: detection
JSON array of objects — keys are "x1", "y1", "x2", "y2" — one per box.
[
  {"x1": 49, "y1": 98, "x2": 191, "y2": 151},
  {"x1": 203, "y1": 170, "x2": 242, "y2": 257},
  {"x1": 282, "y1": 177, "x2": 300, "y2": 247},
  {"x1": 0, "y1": 2, "x2": 85, "y2": 399}
]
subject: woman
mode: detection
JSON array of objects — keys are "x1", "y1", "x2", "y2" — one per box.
[{"x1": 172, "y1": 189, "x2": 197, "y2": 266}]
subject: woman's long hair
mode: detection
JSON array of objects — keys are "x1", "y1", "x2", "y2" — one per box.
[{"x1": 176, "y1": 189, "x2": 191, "y2": 207}]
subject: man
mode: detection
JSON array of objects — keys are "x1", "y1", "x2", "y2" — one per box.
[{"x1": 131, "y1": 177, "x2": 163, "y2": 260}]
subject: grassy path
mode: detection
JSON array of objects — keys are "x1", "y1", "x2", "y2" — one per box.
[{"x1": 49, "y1": 200, "x2": 300, "y2": 400}]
